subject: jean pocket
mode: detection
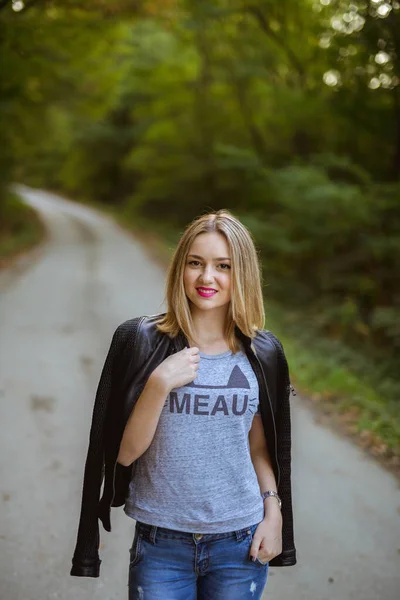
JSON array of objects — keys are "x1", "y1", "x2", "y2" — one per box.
[
  {"x1": 248, "y1": 523, "x2": 269, "y2": 567},
  {"x1": 129, "y1": 528, "x2": 143, "y2": 568}
]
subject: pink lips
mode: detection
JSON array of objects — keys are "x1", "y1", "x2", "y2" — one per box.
[{"x1": 196, "y1": 287, "x2": 217, "y2": 298}]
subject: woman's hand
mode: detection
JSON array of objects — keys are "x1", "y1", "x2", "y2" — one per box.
[
  {"x1": 150, "y1": 346, "x2": 200, "y2": 392},
  {"x1": 249, "y1": 514, "x2": 283, "y2": 563}
]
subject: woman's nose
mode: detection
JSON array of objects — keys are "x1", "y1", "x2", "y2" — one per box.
[{"x1": 200, "y1": 266, "x2": 214, "y2": 282}]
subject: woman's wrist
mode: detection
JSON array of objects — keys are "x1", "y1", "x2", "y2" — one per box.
[{"x1": 263, "y1": 497, "x2": 283, "y2": 520}]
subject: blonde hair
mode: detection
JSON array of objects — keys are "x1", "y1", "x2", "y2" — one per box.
[{"x1": 156, "y1": 209, "x2": 265, "y2": 353}]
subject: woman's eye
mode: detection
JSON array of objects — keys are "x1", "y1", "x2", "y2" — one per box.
[{"x1": 187, "y1": 261, "x2": 230, "y2": 269}]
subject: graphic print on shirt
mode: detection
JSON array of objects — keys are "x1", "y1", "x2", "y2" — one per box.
[{"x1": 168, "y1": 365, "x2": 259, "y2": 417}]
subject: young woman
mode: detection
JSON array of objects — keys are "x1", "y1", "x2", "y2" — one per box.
[{"x1": 70, "y1": 210, "x2": 296, "y2": 599}]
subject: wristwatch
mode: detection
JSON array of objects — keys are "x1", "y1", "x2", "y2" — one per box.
[{"x1": 261, "y1": 490, "x2": 282, "y2": 510}]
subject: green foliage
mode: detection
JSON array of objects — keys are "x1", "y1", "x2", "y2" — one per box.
[
  {"x1": 0, "y1": 191, "x2": 44, "y2": 262},
  {"x1": 238, "y1": 166, "x2": 400, "y2": 363},
  {"x1": 1, "y1": 0, "x2": 399, "y2": 449},
  {"x1": 308, "y1": 153, "x2": 372, "y2": 186}
]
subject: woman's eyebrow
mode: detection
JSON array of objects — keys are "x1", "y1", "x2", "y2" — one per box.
[{"x1": 188, "y1": 254, "x2": 231, "y2": 261}]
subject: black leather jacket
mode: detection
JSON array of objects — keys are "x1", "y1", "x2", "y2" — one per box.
[{"x1": 70, "y1": 313, "x2": 297, "y2": 577}]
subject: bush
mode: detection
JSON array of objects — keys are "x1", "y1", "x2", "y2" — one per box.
[{"x1": 238, "y1": 166, "x2": 399, "y2": 360}]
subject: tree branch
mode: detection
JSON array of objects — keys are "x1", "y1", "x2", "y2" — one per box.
[{"x1": 246, "y1": 5, "x2": 305, "y2": 82}]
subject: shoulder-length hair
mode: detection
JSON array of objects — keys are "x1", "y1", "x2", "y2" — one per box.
[{"x1": 155, "y1": 209, "x2": 265, "y2": 353}]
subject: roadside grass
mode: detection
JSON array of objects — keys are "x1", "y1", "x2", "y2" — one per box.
[
  {"x1": 265, "y1": 304, "x2": 400, "y2": 462},
  {"x1": 0, "y1": 191, "x2": 46, "y2": 268},
  {"x1": 62, "y1": 195, "x2": 400, "y2": 476}
]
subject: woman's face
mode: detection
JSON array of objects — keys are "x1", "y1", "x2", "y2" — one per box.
[{"x1": 183, "y1": 232, "x2": 232, "y2": 313}]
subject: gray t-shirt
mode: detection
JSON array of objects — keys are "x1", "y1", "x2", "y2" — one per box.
[{"x1": 124, "y1": 344, "x2": 265, "y2": 532}]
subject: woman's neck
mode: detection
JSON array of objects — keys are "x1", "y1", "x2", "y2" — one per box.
[{"x1": 189, "y1": 306, "x2": 228, "y2": 350}]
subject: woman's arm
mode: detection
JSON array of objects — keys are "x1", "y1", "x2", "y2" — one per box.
[
  {"x1": 249, "y1": 413, "x2": 283, "y2": 563},
  {"x1": 117, "y1": 345, "x2": 200, "y2": 466},
  {"x1": 117, "y1": 374, "x2": 169, "y2": 466},
  {"x1": 249, "y1": 415, "x2": 282, "y2": 520}
]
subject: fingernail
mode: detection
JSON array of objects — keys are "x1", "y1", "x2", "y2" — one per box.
[{"x1": 251, "y1": 556, "x2": 256, "y2": 562}]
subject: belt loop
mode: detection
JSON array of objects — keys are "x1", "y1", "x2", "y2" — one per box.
[
  {"x1": 235, "y1": 528, "x2": 244, "y2": 541},
  {"x1": 235, "y1": 525, "x2": 253, "y2": 541},
  {"x1": 150, "y1": 525, "x2": 158, "y2": 544}
]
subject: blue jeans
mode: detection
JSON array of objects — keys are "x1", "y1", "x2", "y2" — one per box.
[{"x1": 128, "y1": 520, "x2": 268, "y2": 599}]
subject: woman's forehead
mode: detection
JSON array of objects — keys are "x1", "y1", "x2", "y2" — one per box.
[{"x1": 188, "y1": 232, "x2": 230, "y2": 255}]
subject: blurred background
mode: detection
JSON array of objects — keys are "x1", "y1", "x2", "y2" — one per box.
[
  {"x1": 2, "y1": 0, "x2": 399, "y2": 468},
  {"x1": 1, "y1": 1, "x2": 400, "y2": 599}
]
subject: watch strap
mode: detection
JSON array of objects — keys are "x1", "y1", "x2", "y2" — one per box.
[{"x1": 261, "y1": 490, "x2": 282, "y2": 509}]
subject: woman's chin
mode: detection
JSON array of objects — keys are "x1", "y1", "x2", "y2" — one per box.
[{"x1": 188, "y1": 295, "x2": 229, "y2": 312}]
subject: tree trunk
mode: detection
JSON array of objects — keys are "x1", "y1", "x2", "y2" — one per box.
[{"x1": 392, "y1": 86, "x2": 400, "y2": 181}]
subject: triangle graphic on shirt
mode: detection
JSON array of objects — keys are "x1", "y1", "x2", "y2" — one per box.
[
  {"x1": 185, "y1": 365, "x2": 250, "y2": 390},
  {"x1": 226, "y1": 365, "x2": 251, "y2": 389}
]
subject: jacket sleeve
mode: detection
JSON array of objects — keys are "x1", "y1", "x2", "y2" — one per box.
[
  {"x1": 70, "y1": 325, "x2": 123, "y2": 578},
  {"x1": 268, "y1": 335, "x2": 297, "y2": 567}
]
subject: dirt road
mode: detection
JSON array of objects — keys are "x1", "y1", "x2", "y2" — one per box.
[{"x1": 0, "y1": 186, "x2": 399, "y2": 600}]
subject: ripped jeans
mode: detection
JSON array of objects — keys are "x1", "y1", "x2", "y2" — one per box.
[{"x1": 128, "y1": 520, "x2": 268, "y2": 600}]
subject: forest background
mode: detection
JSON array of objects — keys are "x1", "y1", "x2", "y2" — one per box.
[{"x1": 1, "y1": 0, "x2": 399, "y2": 470}]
